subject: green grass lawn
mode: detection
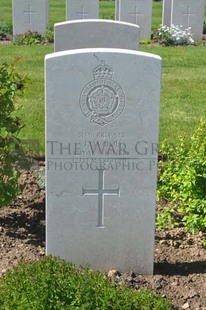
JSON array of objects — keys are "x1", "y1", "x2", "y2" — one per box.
[
  {"x1": 141, "y1": 45, "x2": 206, "y2": 144},
  {"x1": 0, "y1": 45, "x2": 52, "y2": 154},
  {"x1": 1, "y1": 45, "x2": 205, "y2": 153},
  {"x1": 0, "y1": 1, "x2": 206, "y2": 154}
]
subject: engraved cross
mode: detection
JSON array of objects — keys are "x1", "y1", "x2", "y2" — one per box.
[
  {"x1": 82, "y1": 170, "x2": 120, "y2": 228},
  {"x1": 130, "y1": 6, "x2": 142, "y2": 24},
  {"x1": 24, "y1": 4, "x2": 35, "y2": 25},
  {"x1": 183, "y1": 5, "x2": 194, "y2": 26},
  {"x1": 76, "y1": 6, "x2": 89, "y2": 19}
]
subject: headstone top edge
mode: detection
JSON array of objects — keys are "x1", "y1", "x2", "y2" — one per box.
[
  {"x1": 45, "y1": 48, "x2": 162, "y2": 61},
  {"x1": 55, "y1": 19, "x2": 140, "y2": 29}
]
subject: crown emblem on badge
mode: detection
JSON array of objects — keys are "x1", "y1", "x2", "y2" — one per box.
[{"x1": 93, "y1": 61, "x2": 113, "y2": 80}]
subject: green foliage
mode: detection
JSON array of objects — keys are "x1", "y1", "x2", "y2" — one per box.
[
  {"x1": 0, "y1": 59, "x2": 29, "y2": 207},
  {"x1": 0, "y1": 22, "x2": 12, "y2": 40},
  {"x1": 140, "y1": 39, "x2": 152, "y2": 45},
  {"x1": 157, "y1": 119, "x2": 206, "y2": 233},
  {"x1": 203, "y1": 21, "x2": 206, "y2": 34},
  {"x1": 44, "y1": 27, "x2": 54, "y2": 43},
  {"x1": 13, "y1": 31, "x2": 43, "y2": 45},
  {"x1": 99, "y1": 1, "x2": 115, "y2": 20},
  {"x1": 0, "y1": 256, "x2": 172, "y2": 310},
  {"x1": 12, "y1": 29, "x2": 54, "y2": 45},
  {"x1": 194, "y1": 39, "x2": 206, "y2": 47}
]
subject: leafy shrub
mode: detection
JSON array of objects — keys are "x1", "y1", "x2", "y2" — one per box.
[
  {"x1": 0, "y1": 22, "x2": 12, "y2": 40},
  {"x1": 0, "y1": 30, "x2": 6, "y2": 40},
  {"x1": 44, "y1": 27, "x2": 54, "y2": 43},
  {"x1": 140, "y1": 39, "x2": 152, "y2": 45},
  {"x1": 153, "y1": 24, "x2": 194, "y2": 46},
  {"x1": 12, "y1": 29, "x2": 54, "y2": 45},
  {"x1": 203, "y1": 21, "x2": 206, "y2": 34},
  {"x1": 157, "y1": 119, "x2": 206, "y2": 233},
  {"x1": 13, "y1": 30, "x2": 42, "y2": 45},
  {"x1": 0, "y1": 256, "x2": 172, "y2": 310},
  {"x1": 0, "y1": 59, "x2": 29, "y2": 207},
  {"x1": 194, "y1": 39, "x2": 206, "y2": 47}
]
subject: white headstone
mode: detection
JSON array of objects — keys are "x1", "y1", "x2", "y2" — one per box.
[
  {"x1": 12, "y1": 0, "x2": 48, "y2": 35},
  {"x1": 162, "y1": 0, "x2": 205, "y2": 40},
  {"x1": 115, "y1": 0, "x2": 153, "y2": 40},
  {"x1": 162, "y1": 0, "x2": 172, "y2": 27},
  {"x1": 66, "y1": 0, "x2": 99, "y2": 21},
  {"x1": 54, "y1": 20, "x2": 140, "y2": 52},
  {"x1": 46, "y1": 48, "x2": 161, "y2": 274}
]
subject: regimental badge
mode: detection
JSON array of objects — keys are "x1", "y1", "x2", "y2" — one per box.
[{"x1": 79, "y1": 61, "x2": 125, "y2": 126}]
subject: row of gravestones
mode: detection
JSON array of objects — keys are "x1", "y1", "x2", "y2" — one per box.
[
  {"x1": 41, "y1": 0, "x2": 203, "y2": 275},
  {"x1": 27, "y1": 0, "x2": 201, "y2": 274},
  {"x1": 12, "y1": 0, "x2": 205, "y2": 40},
  {"x1": 45, "y1": 4, "x2": 161, "y2": 274}
]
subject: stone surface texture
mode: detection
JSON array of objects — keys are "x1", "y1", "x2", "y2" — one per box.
[
  {"x1": 66, "y1": 0, "x2": 99, "y2": 21},
  {"x1": 12, "y1": 0, "x2": 48, "y2": 35},
  {"x1": 115, "y1": 0, "x2": 153, "y2": 40},
  {"x1": 45, "y1": 48, "x2": 161, "y2": 274},
  {"x1": 162, "y1": 0, "x2": 172, "y2": 26},
  {"x1": 54, "y1": 20, "x2": 140, "y2": 52},
  {"x1": 162, "y1": 0, "x2": 205, "y2": 40}
]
